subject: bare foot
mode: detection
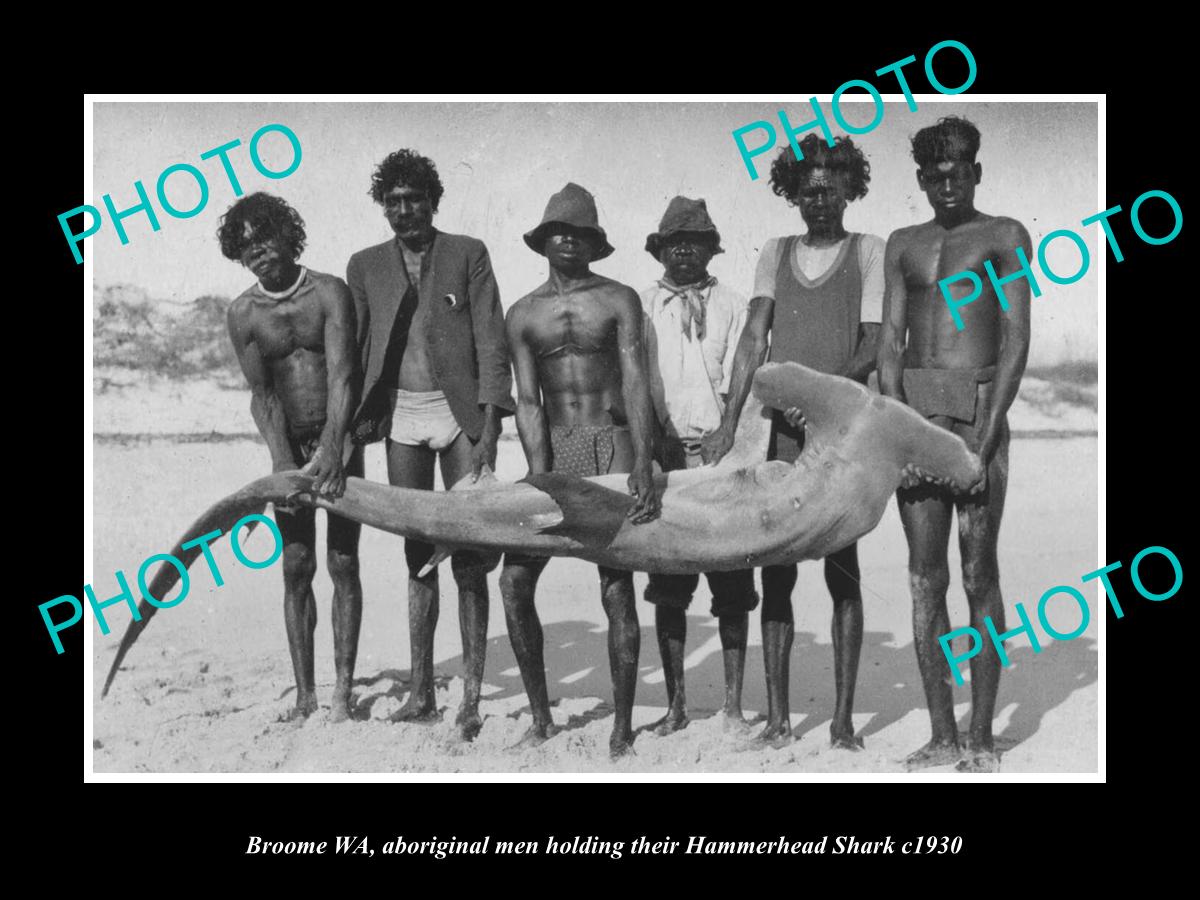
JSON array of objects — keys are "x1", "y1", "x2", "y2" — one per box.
[
  {"x1": 278, "y1": 693, "x2": 318, "y2": 723},
  {"x1": 330, "y1": 688, "x2": 354, "y2": 724},
  {"x1": 388, "y1": 697, "x2": 440, "y2": 724},
  {"x1": 757, "y1": 720, "x2": 794, "y2": 748},
  {"x1": 652, "y1": 709, "x2": 690, "y2": 736},
  {"x1": 955, "y1": 748, "x2": 1000, "y2": 773},
  {"x1": 508, "y1": 722, "x2": 561, "y2": 751},
  {"x1": 830, "y1": 727, "x2": 865, "y2": 751},
  {"x1": 904, "y1": 739, "x2": 962, "y2": 770},
  {"x1": 722, "y1": 711, "x2": 752, "y2": 734},
  {"x1": 455, "y1": 707, "x2": 484, "y2": 742},
  {"x1": 609, "y1": 734, "x2": 636, "y2": 759}
]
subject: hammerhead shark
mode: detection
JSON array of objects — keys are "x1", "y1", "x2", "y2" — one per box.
[{"x1": 102, "y1": 362, "x2": 982, "y2": 697}]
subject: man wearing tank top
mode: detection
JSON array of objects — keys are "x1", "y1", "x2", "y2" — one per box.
[{"x1": 703, "y1": 135, "x2": 882, "y2": 749}]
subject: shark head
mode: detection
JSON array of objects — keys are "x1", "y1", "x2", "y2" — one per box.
[{"x1": 750, "y1": 362, "x2": 984, "y2": 491}]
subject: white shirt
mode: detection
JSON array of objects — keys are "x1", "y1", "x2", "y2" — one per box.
[
  {"x1": 641, "y1": 278, "x2": 749, "y2": 442},
  {"x1": 751, "y1": 233, "x2": 886, "y2": 323}
]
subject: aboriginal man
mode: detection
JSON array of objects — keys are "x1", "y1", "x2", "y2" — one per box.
[
  {"x1": 877, "y1": 116, "x2": 1032, "y2": 773},
  {"x1": 640, "y1": 196, "x2": 757, "y2": 735},
  {"x1": 501, "y1": 183, "x2": 661, "y2": 759},
  {"x1": 705, "y1": 135, "x2": 884, "y2": 750},
  {"x1": 347, "y1": 149, "x2": 513, "y2": 741},
  {"x1": 220, "y1": 192, "x2": 362, "y2": 723}
]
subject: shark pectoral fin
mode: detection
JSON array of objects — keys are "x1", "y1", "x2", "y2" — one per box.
[
  {"x1": 417, "y1": 549, "x2": 452, "y2": 578},
  {"x1": 417, "y1": 466, "x2": 501, "y2": 575},
  {"x1": 521, "y1": 473, "x2": 637, "y2": 546}
]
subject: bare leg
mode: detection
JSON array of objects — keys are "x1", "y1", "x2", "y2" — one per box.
[
  {"x1": 898, "y1": 483, "x2": 960, "y2": 769},
  {"x1": 276, "y1": 507, "x2": 319, "y2": 721},
  {"x1": 600, "y1": 566, "x2": 640, "y2": 758},
  {"x1": 386, "y1": 440, "x2": 441, "y2": 722},
  {"x1": 645, "y1": 572, "x2": 696, "y2": 735},
  {"x1": 717, "y1": 612, "x2": 749, "y2": 730},
  {"x1": 439, "y1": 433, "x2": 495, "y2": 741},
  {"x1": 825, "y1": 543, "x2": 864, "y2": 750},
  {"x1": 954, "y1": 420, "x2": 1010, "y2": 773},
  {"x1": 326, "y1": 447, "x2": 363, "y2": 723},
  {"x1": 708, "y1": 568, "x2": 754, "y2": 730},
  {"x1": 759, "y1": 564, "x2": 796, "y2": 746},
  {"x1": 499, "y1": 555, "x2": 558, "y2": 748},
  {"x1": 653, "y1": 605, "x2": 689, "y2": 734}
]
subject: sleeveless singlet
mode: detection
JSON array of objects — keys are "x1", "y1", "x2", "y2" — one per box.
[
  {"x1": 767, "y1": 233, "x2": 863, "y2": 464},
  {"x1": 768, "y1": 233, "x2": 863, "y2": 375}
]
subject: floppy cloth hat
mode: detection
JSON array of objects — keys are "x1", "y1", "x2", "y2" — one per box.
[
  {"x1": 645, "y1": 196, "x2": 723, "y2": 259},
  {"x1": 524, "y1": 182, "x2": 615, "y2": 260}
]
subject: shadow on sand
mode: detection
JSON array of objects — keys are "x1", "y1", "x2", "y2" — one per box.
[{"x1": 351, "y1": 616, "x2": 1096, "y2": 752}]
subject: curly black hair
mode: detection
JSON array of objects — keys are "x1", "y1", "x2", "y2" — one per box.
[
  {"x1": 769, "y1": 134, "x2": 871, "y2": 206},
  {"x1": 911, "y1": 116, "x2": 981, "y2": 168},
  {"x1": 369, "y1": 149, "x2": 445, "y2": 211},
  {"x1": 216, "y1": 192, "x2": 306, "y2": 262}
]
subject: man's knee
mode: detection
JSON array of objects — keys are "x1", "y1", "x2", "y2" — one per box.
[
  {"x1": 761, "y1": 593, "x2": 793, "y2": 625},
  {"x1": 654, "y1": 604, "x2": 686, "y2": 640},
  {"x1": 599, "y1": 568, "x2": 637, "y2": 619},
  {"x1": 961, "y1": 558, "x2": 999, "y2": 603},
  {"x1": 762, "y1": 564, "x2": 797, "y2": 605},
  {"x1": 599, "y1": 566, "x2": 634, "y2": 596},
  {"x1": 499, "y1": 560, "x2": 541, "y2": 609},
  {"x1": 405, "y1": 539, "x2": 437, "y2": 580},
  {"x1": 909, "y1": 562, "x2": 950, "y2": 599},
  {"x1": 451, "y1": 549, "x2": 500, "y2": 583},
  {"x1": 282, "y1": 543, "x2": 317, "y2": 591},
  {"x1": 707, "y1": 569, "x2": 759, "y2": 618},
  {"x1": 326, "y1": 549, "x2": 360, "y2": 585},
  {"x1": 825, "y1": 564, "x2": 861, "y2": 601},
  {"x1": 644, "y1": 572, "x2": 696, "y2": 611}
]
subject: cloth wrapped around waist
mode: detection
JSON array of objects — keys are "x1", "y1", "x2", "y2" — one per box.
[{"x1": 902, "y1": 366, "x2": 997, "y2": 424}]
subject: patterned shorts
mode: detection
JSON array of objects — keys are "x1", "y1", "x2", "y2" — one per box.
[{"x1": 549, "y1": 424, "x2": 629, "y2": 477}]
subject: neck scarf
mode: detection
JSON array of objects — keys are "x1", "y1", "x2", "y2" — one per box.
[{"x1": 658, "y1": 275, "x2": 716, "y2": 342}]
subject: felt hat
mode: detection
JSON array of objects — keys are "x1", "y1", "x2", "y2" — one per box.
[
  {"x1": 523, "y1": 182, "x2": 615, "y2": 259},
  {"x1": 645, "y1": 196, "x2": 724, "y2": 259}
]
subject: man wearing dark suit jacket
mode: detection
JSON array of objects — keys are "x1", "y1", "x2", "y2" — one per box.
[{"x1": 347, "y1": 149, "x2": 515, "y2": 741}]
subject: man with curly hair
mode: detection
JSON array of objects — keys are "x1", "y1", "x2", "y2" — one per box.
[
  {"x1": 347, "y1": 149, "x2": 514, "y2": 741},
  {"x1": 219, "y1": 192, "x2": 363, "y2": 724},
  {"x1": 705, "y1": 134, "x2": 884, "y2": 750},
  {"x1": 878, "y1": 116, "x2": 1031, "y2": 773}
]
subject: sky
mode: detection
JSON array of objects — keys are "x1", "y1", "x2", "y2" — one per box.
[{"x1": 91, "y1": 99, "x2": 1099, "y2": 365}]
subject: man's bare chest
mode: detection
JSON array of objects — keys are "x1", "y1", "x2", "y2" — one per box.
[
  {"x1": 903, "y1": 229, "x2": 1004, "y2": 290},
  {"x1": 528, "y1": 298, "x2": 618, "y2": 354},
  {"x1": 249, "y1": 302, "x2": 325, "y2": 358}
]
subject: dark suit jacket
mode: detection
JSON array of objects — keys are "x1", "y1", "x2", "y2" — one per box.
[{"x1": 346, "y1": 230, "x2": 515, "y2": 444}]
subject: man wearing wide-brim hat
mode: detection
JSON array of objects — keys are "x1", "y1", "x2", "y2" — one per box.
[
  {"x1": 500, "y1": 182, "x2": 660, "y2": 759},
  {"x1": 639, "y1": 196, "x2": 758, "y2": 736}
]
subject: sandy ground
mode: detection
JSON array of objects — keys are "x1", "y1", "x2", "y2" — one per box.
[{"x1": 90, "y1": 427, "x2": 1099, "y2": 774}]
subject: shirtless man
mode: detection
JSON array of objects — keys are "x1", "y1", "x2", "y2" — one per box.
[
  {"x1": 877, "y1": 116, "x2": 1032, "y2": 773},
  {"x1": 500, "y1": 183, "x2": 661, "y2": 758},
  {"x1": 347, "y1": 149, "x2": 513, "y2": 741},
  {"x1": 705, "y1": 136, "x2": 883, "y2": 749},
  {"x1": 219, "y1": 192, "x2": 362, "y2": 723}
]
